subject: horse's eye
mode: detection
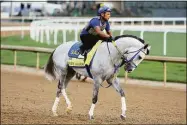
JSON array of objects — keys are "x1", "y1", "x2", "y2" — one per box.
[{"x1": 138, "y1": 56, "x2": 142, "y2": 60}]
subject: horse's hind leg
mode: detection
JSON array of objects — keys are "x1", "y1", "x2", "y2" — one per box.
[
  {"x1": 52, "y1": 75, "x2": 66, "y2": 116},
  {"x1": 52, "y1": 67, "x2": 75, "y2": 116},
  {"x1": 62, "y1": 67, "x2": 75, "y2": 114}
]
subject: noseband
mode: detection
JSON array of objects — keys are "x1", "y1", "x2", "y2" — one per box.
[{"x1": 122, "y1": 46, "x2": 146, "y2": 69}]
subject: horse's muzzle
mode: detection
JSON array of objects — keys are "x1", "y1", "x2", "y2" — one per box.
[
  {"x1": 124, "y1": 64, "x2": 134, "y2": 73},
  {"x1": 127, "y1": 69, "x2": 132, "y2": 73}
]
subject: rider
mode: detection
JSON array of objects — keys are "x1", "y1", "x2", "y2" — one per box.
[{"x1": 79, "y1": 5, "x2": 113, "y2": 55}]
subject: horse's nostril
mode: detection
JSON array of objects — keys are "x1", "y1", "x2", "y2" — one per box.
[{"x1": 128, "y1": 70, "x2": 132, "y2": 73}]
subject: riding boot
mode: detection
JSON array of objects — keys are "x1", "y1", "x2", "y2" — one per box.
[
  {"x1": 80, "y1": 45, "x2": 85, "y2": 55},
  {"x1": 83, "y1": 51, "x2": 87, "y2": 61}
]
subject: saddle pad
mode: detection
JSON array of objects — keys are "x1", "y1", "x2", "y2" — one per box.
[
  {"x1": 67, "y1": 40, "x2": 102, "y2": 67},
  {"x1": 68, "y1": 42, "x2": 82, "y2": 58},
  {"x1": 67, "y1": 58, "x2": 85, "y2": 67}
]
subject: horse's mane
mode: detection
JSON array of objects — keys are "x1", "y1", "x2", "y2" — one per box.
[{"x1": 114, "y1": 35, "x2": 145, "y2": 44}]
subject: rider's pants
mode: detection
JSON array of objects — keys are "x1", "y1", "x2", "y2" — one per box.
[{"x1": 80, "y1": 34, "x2": 101, "y2": 52}]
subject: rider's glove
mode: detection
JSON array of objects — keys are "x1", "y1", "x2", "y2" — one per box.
[{"x1": 106, "y1": 36, "x2": 114, "y2": 42}]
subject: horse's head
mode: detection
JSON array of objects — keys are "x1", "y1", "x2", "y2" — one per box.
[{"x1": 123, "y1": 44, "x2": 151, "y2": 73}]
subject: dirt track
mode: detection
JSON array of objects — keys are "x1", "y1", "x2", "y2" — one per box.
[{"x1": 1, "y1": 70, "x2": 186, "y2": 124}]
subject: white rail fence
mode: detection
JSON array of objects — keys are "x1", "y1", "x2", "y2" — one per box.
[
  {"x1": 2, "y1": 17, "x2": 186, "y2": 25},
  {"x1": 1, "y1": 26, "x2": 186, "y2": 56},
  {"x1": 1, "y1": 17, "x2": 186, "y2": 56}
]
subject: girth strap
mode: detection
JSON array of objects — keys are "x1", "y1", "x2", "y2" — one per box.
[{"x1": 85, "y1": 64, "x2": 93, "y2": 79}]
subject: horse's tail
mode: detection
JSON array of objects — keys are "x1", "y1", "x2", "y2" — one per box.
[{"x1": 44, "y1": 50, "x2": 56, "y2": 81}]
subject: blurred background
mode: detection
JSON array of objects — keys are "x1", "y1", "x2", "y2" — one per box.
[
  {"x1": 1, "y1": 1, "x2": 186, "y2": 18},
  {"x1": 1, "y1": 1, "x2": 186, "y2": 83}
]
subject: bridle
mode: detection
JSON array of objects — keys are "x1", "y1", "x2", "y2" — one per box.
[
  {"x1": 121, "y1": 45, "x2": 146, "y2": 70},
  {"x1": 110, "y1": 40, "x2": 146, "y2": 69},
  {"x1": 100, "y1": 40, "x2": 146, "y2": 88}
]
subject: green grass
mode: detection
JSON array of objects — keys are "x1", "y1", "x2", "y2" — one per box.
[
  {"x1": 119, "y1": 61, "x2": 186, "y2": 83},
  {"x1": 1, "y1": 35, "x2": 58, "y2": 48},
  {"x1": 1, "y1": 32, "x2": 186, "y2": 83},
  {"x1": 1, "y1": 50, "x2": 50, "y2": 68}
]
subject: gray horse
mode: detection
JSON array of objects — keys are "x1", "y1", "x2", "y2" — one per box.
[{"x1": 44, "y1": 35, "x2": 151, "y2": 120}]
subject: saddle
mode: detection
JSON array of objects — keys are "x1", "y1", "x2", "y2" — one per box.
[{"x1": 67, "y1": 41, "x2": 102, "y2": 68}]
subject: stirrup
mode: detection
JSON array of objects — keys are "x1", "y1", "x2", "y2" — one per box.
[
  {"x1": 81, "y1": 50, "x2": 87, "y2": 56},
  {"x1": 78, "y1": 54, "x2": 84, "y2": 59},
  {"x1": 82, "y1": 51, "x2": 87, "y2": 56}
]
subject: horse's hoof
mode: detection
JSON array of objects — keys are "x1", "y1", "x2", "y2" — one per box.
[
  {"x1": 89, "y1": 116, "x2": 94, "y2": 120},
  {"x1": 66, "y1": 106, "x2": 72, "y2": 114},
  {"x1": 120, "y1": 114, "x2": 126, "y2": 120}
]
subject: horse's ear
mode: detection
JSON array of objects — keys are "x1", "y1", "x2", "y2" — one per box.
[
  {"x1": 144, "y1": 44, "x2": 151, "y2": 55},
  {"x1": 147, "y1": 45, "x2": 151, "y2": 55},
  {"x1": 144, "y1": 44, "x2": 149, "y2": 49}
]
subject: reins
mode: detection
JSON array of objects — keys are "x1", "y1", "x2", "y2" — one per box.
[
  {"x1": 99, "y1": 41, "x2": 124, "y2": 89},
  {"x1": 102, "y1": 40, "x2": 146, "y2": 88}
]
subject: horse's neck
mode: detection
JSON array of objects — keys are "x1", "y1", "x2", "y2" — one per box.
[
  {"x1": 97, "y1": 37, "x2": 143, "y2": 65},
  {"x1": 97, "y1": 41, "x2": 124, "y2": 65},
  {"x1": 115, "y1": 37, "x2": 144, "y2": 53},
  {"x1": 107, "y1": 37, "x2": 144, "y2": 62},
  {"x1": 97, "y1": 42, "x2": 121, "y2": 63}
]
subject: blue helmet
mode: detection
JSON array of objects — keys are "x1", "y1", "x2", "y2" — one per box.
[{"x1": 97, "y1": 6, "x2": 111, "y2": 16}]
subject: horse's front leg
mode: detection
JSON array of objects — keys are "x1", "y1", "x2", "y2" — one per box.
[
  {"x1": 88, "y1": 78, "x2": 101, "y2": 119},
  {"x1": 107, "y1": 77, "x2": 127, "y2": 120}
]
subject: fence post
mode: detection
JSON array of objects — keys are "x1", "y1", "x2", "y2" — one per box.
[
  {"x1": 21, "y1": 17, "x2": 24, "y2": 39},
  {"x1": 36, "y1": 25, "x2": 40, "y2": 42},
  {"x1": 141, "y1": 20, "x2": 143, "y2": 25},
  {"x1": 54, "y1": 29, "x2": 58, "y2": 45},
  {"x1": 40, "y1": 27, "x2": 44, "y2": 43},
  {"x1": 162, "y1": 20, "x2": 165, "y2": 26},
  {"x1": 163, "y1": 62, "x2": 167, "y2": 86},
  {"x1": 14, "y1": 50, "x2": 17, "y2": 69},
  {"x1": 140, "y1": 31, "x2": 144, "y2": 39},
  {"x1": 46, "y1": 27, "x2": 50, "y2": 45},
  {"x1": 173, "y1": 21, "x2": 176, "y2": 26},
  {"x1": 63, "y1": 29, "x2": 66, "y2": 43},
  {"x1": 75, "y1": 22, "x2": 78, "y2": 41},
  {"x1": 163, "y1": 31, "x2": 168, "y2": 56},
  {"x1": 131, "y1": 21, "x2": 134, "y2": 26},
  {"x1": 120, "y1": 30, "x2": 123, "y2": 35},
  {"x1": 125, "y1": 72, "x2": 128, "y2": 84},
  {"x1": 151, "y1": 21, "x2": 154, "y2": 25},
  {"x1": 36, "y1": 52, "x2": 40, "y2": 70}
]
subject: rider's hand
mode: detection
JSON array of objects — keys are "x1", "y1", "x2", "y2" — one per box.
[{"x1": 106, "y1": 36, "x2": 114, "y2": 42}]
